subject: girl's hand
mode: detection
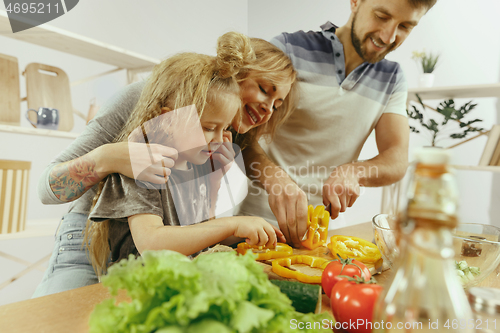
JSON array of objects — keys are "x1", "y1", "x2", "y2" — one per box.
[{"x1": 231, "y1": 217, "x2": 286, "y2": 248}]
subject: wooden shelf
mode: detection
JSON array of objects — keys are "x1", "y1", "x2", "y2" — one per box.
[
  {"x1": 0, "y1": 10, "x2": 161, "y2": 69},
  {"x1": 451, "y1": 165, "x2": 500, "y2": 172},
  {"x1": 408, "y1": 83, "x2": 500, "y2": 102},
  {"x1": 0, "y1": 124, "x2": 79, "y2": 139}
]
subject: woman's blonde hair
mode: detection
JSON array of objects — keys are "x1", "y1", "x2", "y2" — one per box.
[
  {"x1": 84, "y1": 31, "x2": 255, "y2": 277},
  {"x1": 233, "y1": 37, "x2": 298, "y2": 150}
]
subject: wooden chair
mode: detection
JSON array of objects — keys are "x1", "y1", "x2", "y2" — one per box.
[
  {"x1": 0, "y1": 160, "x2": 55, "y2": 291},
  {"x1": 0, "y1": 160, "x2": 30, "y2": 234}
]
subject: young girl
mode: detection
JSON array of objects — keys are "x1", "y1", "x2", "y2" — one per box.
[
  {"x1": 85, "y1": 33, "x2": 285, "y2": 276},
  {"x1": 33, "y1": 32, "x2": 297, "y2": 297}
]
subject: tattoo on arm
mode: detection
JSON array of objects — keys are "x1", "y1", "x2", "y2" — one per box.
[{"x1": 49, "y1": 155, "x2": 102, "y2": 202}]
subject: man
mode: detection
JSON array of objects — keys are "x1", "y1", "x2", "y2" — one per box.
[{"x1": 238, "y1": 0, "x2": 437, "y2": 247}]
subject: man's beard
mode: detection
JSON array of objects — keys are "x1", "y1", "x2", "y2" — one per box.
[{"x1": 350, "y1": 12, "x2": 396, "y2": 63}]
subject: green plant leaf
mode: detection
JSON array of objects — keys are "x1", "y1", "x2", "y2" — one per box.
[{"x1": 408, "y1": 96, "x2": 482, "y2": 147}]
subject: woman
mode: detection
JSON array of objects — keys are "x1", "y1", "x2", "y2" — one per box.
[{"x1": 33, "y1": 32, "x2": 297, "y2": 297}]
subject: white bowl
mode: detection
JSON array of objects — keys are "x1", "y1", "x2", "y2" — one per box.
[{"x1": 372, "y1": 214, "x2": 500, "y2": 289}]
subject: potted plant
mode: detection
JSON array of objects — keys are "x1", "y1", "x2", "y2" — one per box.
[
  {"x1": 412, "y1": 50, "x2": 439, "y2": 87},
  {"x1": 407, "y1": 94, "x2": 484, "y2": 147}
]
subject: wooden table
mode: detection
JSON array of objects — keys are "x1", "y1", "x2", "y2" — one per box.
[{"x1": 0, "y1": 222, "x2": 498, "y2": 333}]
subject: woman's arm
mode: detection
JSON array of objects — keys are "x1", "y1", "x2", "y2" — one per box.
[
  {"x1": 128, "y1": 214, "x2": 286, "y2": 256},
  {"x1": 48, "y1": 142, "x2": 177, "y2": 202},
  {"x1": 39, "y1": 82, "x2": 176, "y2": 204},
  {"x1": 48, "y1": 144, "x2": 111, "y2": 202},
  {"x1": 242, "y1": 141, "x2": 308, "y2": 248},
  {"x1": 39, "y1": 82, "x2": 144, "y2": 204}
]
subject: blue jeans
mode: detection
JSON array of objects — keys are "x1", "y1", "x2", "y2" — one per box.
[{"x1": 32, "y1": 212, "x2": 98, "y2": 297}]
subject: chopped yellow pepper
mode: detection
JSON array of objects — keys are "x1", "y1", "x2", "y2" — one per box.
[
  {"x1": 236, "y1": 242, "x2": 293, "y2": 261},
  {"x1": 272, "y1": 255, "x2": 330, "y2": 284},
  {"x1": 301, "y1": 205, "x2": 330, "y2": 250},
  {"x1": 328, "y1": 235, "x2": 382, "y2": 264}
]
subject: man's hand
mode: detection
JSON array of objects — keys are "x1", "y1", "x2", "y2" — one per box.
[
  {"x1": 322, "y1": 165, "x2": 361, "y2": 219},
  {"x1": 265, "y1": 174, "x2": 308, "y2": 248}
]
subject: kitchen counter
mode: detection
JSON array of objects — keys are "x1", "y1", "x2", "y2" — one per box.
[{"x1": 0, "y1": 222, "x2": 498, "y2": 333}]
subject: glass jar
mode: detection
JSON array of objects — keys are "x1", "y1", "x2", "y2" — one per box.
[{"x1": 372, "y1": 148, "x2": 474, "y2": 332}]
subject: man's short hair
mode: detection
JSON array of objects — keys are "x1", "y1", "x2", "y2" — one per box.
[{"x1": 408, "y1": 0, "x2": 438, "y2": 11}]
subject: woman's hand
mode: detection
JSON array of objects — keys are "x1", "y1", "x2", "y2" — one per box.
[
  {"x1": 101, "y1": 142, "x2": 178, "y2": 185},
  {"x1": 210, "y1": 131, "x2": 235, "y2": 174},
  {"x1": 265, "y1": 175, "x2": 308, "y2": 248},
  {"x1": 231, "y1": 216, "x2": 286, "y2": 248},
  {"x1": 241, "y1": 142, "x2": 308, "y2": 249},
  {"x1": 207, "y1": 131, "x2": 235, "y2": 198}
]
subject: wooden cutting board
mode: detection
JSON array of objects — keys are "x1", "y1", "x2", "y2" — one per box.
[
  {"x1": 24, "y1": 63, "x2": 74, "y2": 131},
  {"x1": 0, "y1": 54, "x2": 20, "y2": 125}
]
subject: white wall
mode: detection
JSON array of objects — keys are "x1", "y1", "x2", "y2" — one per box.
[
  {"x1": 394, "y1": 0, "x2": 500, "y2": 228},
  {"x1": 247, "y1": 0, "x2": 500, "y2": 227},
  {"x1": 0, "y1": 0, "x2": 248, "y2": 221},
  {"x1": 248, "y1": 0, "x2": 350, "y2": 39}
]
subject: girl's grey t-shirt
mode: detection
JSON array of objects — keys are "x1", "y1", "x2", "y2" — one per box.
[
  {"x1": 88, "y1": 163, "x2": 212, "y2": 264},
  {"x1": 37, "y1": 81, "x2": 147, "y2": 213}
]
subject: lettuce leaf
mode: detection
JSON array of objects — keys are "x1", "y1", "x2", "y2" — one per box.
[{"x1": 89, "y1": 250, "x2": 333, "y2": 333}]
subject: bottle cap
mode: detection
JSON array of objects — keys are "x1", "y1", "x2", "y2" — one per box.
[
  {"x1": 468, "y1": 287, "x2": 500, "y2": 316},
  {"x1": 413, "y1": 147, "x2": 450, "y2": 165}
]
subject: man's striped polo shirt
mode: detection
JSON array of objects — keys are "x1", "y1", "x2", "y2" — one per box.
[{"x1": 237, "y1": 22, "x2": 408, "y2": 224}]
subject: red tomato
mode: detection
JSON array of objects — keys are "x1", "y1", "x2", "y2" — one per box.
[
  {"x1": 330, "y1": 279, "x2": 383, "y2": 333},
  {"x1": 321, "y1": 258, "x2": 371, "y2": 298}
]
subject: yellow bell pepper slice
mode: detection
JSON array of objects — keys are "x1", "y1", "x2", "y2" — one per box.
[
  {"x1": 328, "y1": 235, "x2": 382, "y2": 264},
  {"x1": 236, "y1": 242, "x2": 293, "y2": 261},
  {"x1": 301, "y1": 205, "x2": 330, "y2": 250},
  {"x1": 272, "y1": 255, "x2": 330, "y2": 284}
]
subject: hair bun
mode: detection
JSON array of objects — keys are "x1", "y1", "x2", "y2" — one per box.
[{"x1": 216, "y1": 31, "x2": 255, "y2": 78}]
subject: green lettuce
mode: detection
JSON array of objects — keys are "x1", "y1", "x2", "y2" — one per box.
[{"x1": 89, "y1": 250, "x2": 332, "y2": 333}]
